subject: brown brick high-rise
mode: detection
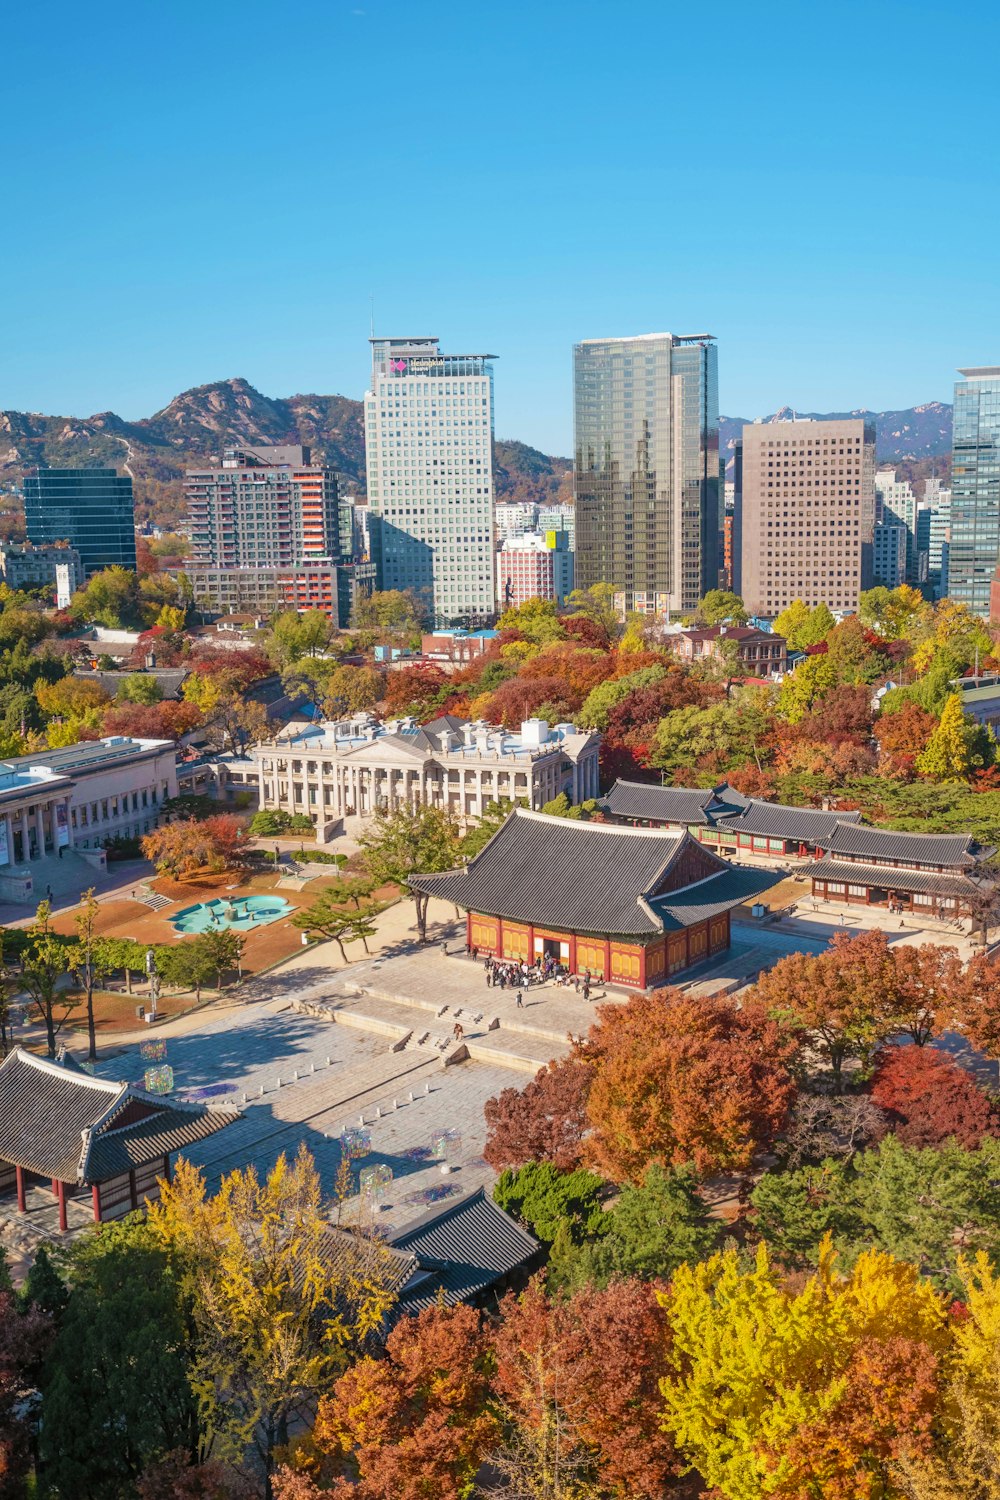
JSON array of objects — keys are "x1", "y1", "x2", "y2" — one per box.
[{"x1": 736, "y1": 418, "x2": 875, "y2": 617}]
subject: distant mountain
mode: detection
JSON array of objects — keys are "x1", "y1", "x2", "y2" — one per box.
[
  {"x1": 0, "y1": 379, "x2": 954, "y2": 536},
  {"x1": 0, "y1": 377, "x2": 572, "y2": 530},
  {"x1": 720, "y1": 402, "x2": 953, "y2": 477}
]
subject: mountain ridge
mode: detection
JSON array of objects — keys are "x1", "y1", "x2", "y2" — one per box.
[{"x1": 0, "y1": 377, "x2": 952, "y2": 530}]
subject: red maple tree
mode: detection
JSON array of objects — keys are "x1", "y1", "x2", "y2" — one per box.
[
  {"x1": 483, "y1": 1057, "x2": 591, "y2": 1172},
  {"x1": 871, "y1": 1044, "x2": 998, "y2": 1149}
]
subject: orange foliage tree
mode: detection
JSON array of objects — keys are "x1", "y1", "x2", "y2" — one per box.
[
  {"x1": 580, "y1": 989, "x2": 800, "y2": 1183},
  {"x1": 749, "y1": 930, "x2": 960, "y2": 1090},
  {"x1": 490, "y1": 1277, "x2": 678, "y2": 1499},
  {"x1": 274, "y1": 1304, "x2": 495, "y2": 1500},
  {"x1": 141, "y1": 814, "x2": 249, "y2": 877}
]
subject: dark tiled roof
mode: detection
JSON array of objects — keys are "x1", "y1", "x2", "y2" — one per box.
[
  {"x1": 319, "y1": 1190, "x2": 538, "y2": 1325},
  {"x1": 0, "y1": 1049, "x2": 237, "y2": 1185},
  {"x1": 822, "y1": 822, "x2": 984, "y2": 867},
  {"x1": 388, "y1": 1188, "x2": 539, "y2": 1313},
  {"x1": 603, "y1": 780, "x2": 748, "y2": 826},
  {"x1": 717, "y1": 801, "x2": 862, "y2": 844},
  {"x1": 410, "y1": 809, "x2": 687, "y2": 936},
  {"x1": 423, "y1": 714, "x2": 467, "y2": 735},
  {"x1": 806, "y1": 856, "x2": 981, "y2": 897},
  {"x1": 650, "y1": 864, "x2": 790, "y2": 928}
]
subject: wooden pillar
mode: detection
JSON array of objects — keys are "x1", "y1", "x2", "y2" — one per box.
[
  {"x1": 568, "y1": 933, "x2": 577, "y2": 974},
  {"x1": 56, "y1": 1180, "x2": 67, "y2": 1234},
  {"x1": 527, "y1": 924, "x2": 535, "y2": 959},
  {"x1": 638, "y1": 944, "x2": 647, "y2": 989},
  {"x1": 466, "y1": 912, "x2": 473, "y2": 948},
  {"x1": 496, "y1": 917, "x2": 504, "y2": 957},
  {"x1": 51, "y1": 1177, "x2": 59, "y2": 1197},
  {"x1": 92, "y1": 1184, "x2": 102, "y2": 1223},
  {"x1": 128, "y1": 1169, "x2": 138, "y2": 1211},
  {"x1": 602, "y1": 939, "x2": 611, "y2": 980},
  {"x1": 15, "y1": 1164, "x2": 25, "y2": 1213},
  {"x1": 163, "y1": 1154, "x2": 171, "y2": 1184}
]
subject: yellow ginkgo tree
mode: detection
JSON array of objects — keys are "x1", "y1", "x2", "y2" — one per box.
[
  {"x1": 659, "y1": 1236, "x2": 951, "y2": 1500},
  {"x1": 148, "y1": 1147, "x2": 397, "y2": 1494}
]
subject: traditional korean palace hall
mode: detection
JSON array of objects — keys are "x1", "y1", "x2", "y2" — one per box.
[
  {"x1": 804, "y1": 823, "x2": 994, "y2": 919},
  {"x1": 604, "y1": 779, "x2": 995, "y2": 920},
  {"x1": 0, "y1": 1048, "x2": 236, "y2": 1234},
  {"x1": 604, "y1": 778, "x2": 861, "y2": 859},
  {"x1": 409, "y1": 808, "x2": 782, "y2": 988}
]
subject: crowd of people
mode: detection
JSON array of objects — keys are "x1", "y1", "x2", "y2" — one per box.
[{"x1": 470, "y1": 948, "x2": 593, "y2": 1002}]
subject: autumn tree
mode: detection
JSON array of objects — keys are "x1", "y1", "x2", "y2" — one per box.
[
  {"x1": 775, "y1": 1092, "x2": 889, "y2": 1169},
  {"x1": 0, "y1": 1275, "x2": 52, "y2": 1496},
  {"x1": 490, "y1": 1278, "x2": 677, "y2": 1499},
  {"x1": 749, "y1": 930, "x2": 905, "y2": 1091},
  {"x1": 102, "y1": 699, "x2": 203, "y2": 742},
  {"x1": 148, "y1": 1148, "x2": 395, "y2": 1498},
  {"x1": 580, "y1": 989, "x2": 800, "y2": 1183},
  {"x1": 483, "y1": 1057, "x2": 591, "y2": 1172},
  {"x1": 142, "y1": 814, "x2": 250, "y2": 877},
  {"x1": 276, "y1": 1303, "x2": 497, "y2": 1500},
  {"x1": 945, "y1": 949, "x2": 1000, "y2": 1056},
  {"x1": 893, "y1": 1251, "x2": 1000, "y2": 1498},
  {"x1": 359, "y1": 802, "x2": 459, "y2": 942},
  {"x1": 660, "y1": 1238, "x2": 949, "y2": 1500},
  {"x1": 917, "y1": 692, "x2": 988, "y2": 781},
  {"x1": 871, "y1": 1043, "x2": 998, "y2": 1148}
]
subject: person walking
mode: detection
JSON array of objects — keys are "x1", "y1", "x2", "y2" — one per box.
[
  {"x1": 582, "y1": 979, "x2": 591, "y2": 1002},
  {"x1": 515, "y1": 989, "x2": 524, "y2": 1009},
  {"x1": 486, "y1": 968, "x2": 492, "y2": 987}
]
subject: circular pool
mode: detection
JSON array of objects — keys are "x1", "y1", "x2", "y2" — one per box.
[{"x1": 171, "y1": 895, "x2": 293, "y2": 935}]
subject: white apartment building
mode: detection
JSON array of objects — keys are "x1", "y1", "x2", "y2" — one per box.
[
  {"x1": 364, "y1": 337, "x2": 497, "y2": 627},
  {"x1": 494, "y1": 502, "x2": 538, "y2": 541},
  {"x1": 875, "y1": 468, "x2": 924, "y2": 584},
  {"x1": 245, "y1": 714, "x2": 600, "y2": 835}
]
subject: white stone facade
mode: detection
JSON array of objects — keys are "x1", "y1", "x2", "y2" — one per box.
[
  {"x1": 0, "y1": 736, "x2": 178, "y2": 866},
  {"x1": 248, "y1": 715, "x2": 600, "y2": 835}
]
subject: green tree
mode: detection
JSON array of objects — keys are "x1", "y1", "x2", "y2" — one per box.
[
  {"x1": 916, "y1": 692, "x2": 987, "y2": 782},
  {"x1": 359, "y1": 802, "x2": 460, "y2": 942},
  {"x1": 493, "y1": 1161, "x2": 606, "y2": 1244},
  {"x1": 72, "y1": 566, "x2": 142, "y2": 629},
  {"x1": 40, "y1": 1217, "x2": 199, "y2": 1500},
  {"x1": 157, "y1": 940, "x2": 217, "y2": 1002},
  {"x1": 318, "y1": 664, "x2": 382, "y2": 719},
  {"x1": 460, "y1": 798, "x2": 517, "y2": 858},
  {"x1": 694, "y1": 589, "x2": 749, "y2": 626},
  {"x1": 751, "y1": 1134, "x2": 1000, "y2": 1294},
  {"x1": 548, "y1": 1163, "x2": 718, "y2": 1292},
  {"x1": 291, "y1": 890, "x2": 381, "y2": 961},
  {"x1": 21, "y1": 901, "x2": 76, "y2": 1058},
  {"x1": 70, "y1": 887, "x2": 111, "y2": 1062},
  {"x1": 195, "y1": 929, "x2": 246, "y2": 990},
  {"x1": 352, "y1": 587, "x2": 424, "y2": 638},
  {"x1": 116, "y1": 672, "x2": 163, "y2": 705}
]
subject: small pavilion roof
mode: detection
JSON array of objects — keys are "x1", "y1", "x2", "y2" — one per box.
[
  {"x1": 805, "y1": 856, "x2": 985, "y2": 898},
  {"x1": 0, "y1": 1049, "x2": 239, "y2": 1185}
]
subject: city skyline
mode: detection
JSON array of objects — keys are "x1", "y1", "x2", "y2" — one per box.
[{"x1": 2, "y1": 0, "x2": 998, "y2": 453}]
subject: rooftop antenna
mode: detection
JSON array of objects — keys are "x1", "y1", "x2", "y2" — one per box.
[{"x1": 369, "y1": 294, "x2": 375, "y2": 340}]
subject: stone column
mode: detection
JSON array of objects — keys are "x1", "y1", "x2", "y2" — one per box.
[
  {"x1": 17, "y1": 809, "x2": 28, "y2": 864},
  {"x1": 35, "y1": 803, "x2": 46, "y2": 858},
  {"x1": 1, "y1": 814, "x2": 12, "y2": 868}
]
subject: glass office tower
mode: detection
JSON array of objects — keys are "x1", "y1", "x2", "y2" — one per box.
[
  {"x1": 948, "y1": 367, "x2": 1000, "y2": 615},
  {"x1": 573, "y1": 333, "x2": 720, "y2": 615},
  {"x1": 24, "y1": 466, "x2": 136, "y2": 577}
]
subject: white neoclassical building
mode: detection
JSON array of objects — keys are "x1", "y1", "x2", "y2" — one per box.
[
  {"x1": 0, "y1": 737, "x2": 177, "y2": 894},
  {"x1": 242, "y1": 715, "x2": 601, "y2": 837}
]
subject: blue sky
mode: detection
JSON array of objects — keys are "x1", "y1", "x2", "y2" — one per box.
[{"x1": 2, "y1": 0, "x2": 998, "y2": 453}]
